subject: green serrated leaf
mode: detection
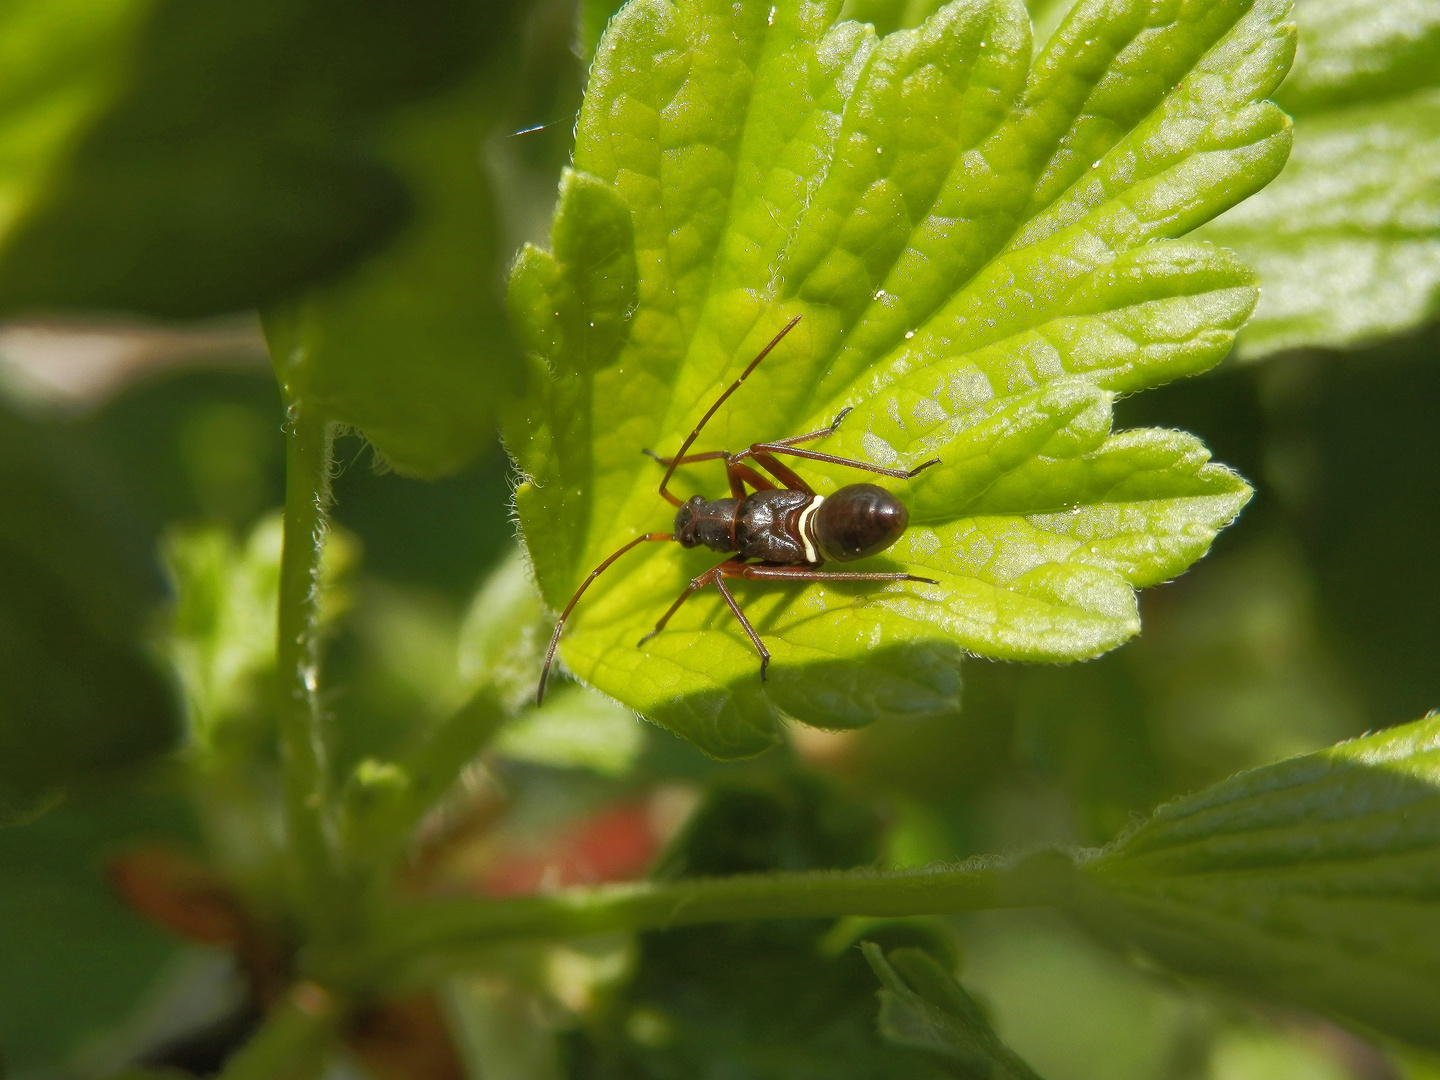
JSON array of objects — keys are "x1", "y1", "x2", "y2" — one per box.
[
  {"x1": 1073, "y1": 711, "x2": 1440, "y2": 1050},
  {"x1": 1205, "y1": 88, "x2": 1440, "y2": 358},
  {"x1": 1201, "y1": 0, "x2": 1440, "y2": 357},
  {"x1": 510, "y1": 0, "x2": 1286, "y2": 756},
  {"x1": 865, "y1": 943, "x2": 1047, "y2": 1079}
]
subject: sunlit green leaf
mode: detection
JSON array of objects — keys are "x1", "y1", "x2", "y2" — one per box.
[
  {"x1": 509, "y1": 0, "x2": 1288, "y2": 756},
  {"x1": 1073, "y1": 711, "x2": 1440, "y2": 1050},
  {"x1": 1201, "y1": 0, "x2": 1440, "y2": 357}
]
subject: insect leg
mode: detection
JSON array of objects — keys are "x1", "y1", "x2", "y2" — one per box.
[
  {"x1": 638, "y1": 562, "x2": 729, "y2": 646},
  {"x1": 655, "y1": 315, "x2": 803, "y2": 506},
  {"x1": 639, "y1": 557, "x2": 773, "y2": 680},
  {"x1": 710, "y1": 570, "x2": 771, "y2": 681},
  {"x1": 739, "y1": 565, "x2": 938, "y2": 585},
  {"x1": 745, "y1": 449, "x2": 814, "y2": 493},
  {"x1": 752, "y1": 442, "x2": 941, "y2": 480},
  {"x1": 538, "y1": 532, "x2": 673, "y2": 705},
  {"x1": 766, "y1": 406, "x2": 853, "y2": 448},
  {"x1": 642, "y1": 448, "x2": 729, "y2": 468},
  {"x1": 726, "y1": 460, "x2": 774, "y2": 498}
]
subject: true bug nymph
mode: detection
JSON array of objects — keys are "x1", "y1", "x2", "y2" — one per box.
[{"x1": 536, "y1": 316, "x2": 940, "y2": 704}]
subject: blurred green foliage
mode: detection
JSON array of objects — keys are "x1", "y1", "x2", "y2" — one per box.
[
  {"x1": 562, "y1": 776, "x2": 961, "y2": 1080},
  {"x1": 0, "y1": 0, "x2": 509, "y2": 319}
]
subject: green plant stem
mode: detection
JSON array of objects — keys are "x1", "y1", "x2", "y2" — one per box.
[
  {"x1": 343, "y1": 687, "x2": 509, "y2": 871},
  {"x1": 351, "y1": 850, "x2": 1078, "y2": 989},
  {"x1": 217, "y1": 983, "x2": 342, "y2": 1080},
  {"x1": 277, "y1": 408, "x2": 340, "y2": 928}
]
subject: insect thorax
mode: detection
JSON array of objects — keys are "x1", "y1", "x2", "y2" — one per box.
[{"x1": 734, "y1": 489, "x2": 820, "y2": 563}]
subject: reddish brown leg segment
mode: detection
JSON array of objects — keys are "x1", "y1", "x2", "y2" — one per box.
[
  {"x1": 766, "y1": 407, "x2": 853, "y2": 448},
  {"x1": 642, "y1": 448, "x2": 729, "y2": 468},
  {"x1": 538, "y1": 532, "x2": 673, "y2": 705},
  {"x1": 726, "y1": 461, "x2": 775, "y2": 498},
  {"x1": 739, "y1": 565, "x2": 938, "y2": 585},
  {"x1": 636, "y1": 560, "x2": 936, "y2": 685},
  {"x1": 638, "y1": 557, "x2": 772, "y2": 680},
  {"x1": 747, "y1": 450, "x2": 813, "y2": 494},
  {"x1": 656, "y1": 315, "x2": 803, "y2": 505},
  {"x1": 748, "y1": 442, "x2": 941, "y2": 481}
]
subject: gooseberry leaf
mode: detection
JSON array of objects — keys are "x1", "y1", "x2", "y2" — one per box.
[
  {"x1": 508, "y1": 0, "x2": 1291, "y2": 757},
  {"x1": 1198, "y1": 0, "x2": 1440, "y2": 357},
  {"x1": 865, "y1": 943, "x2": 1047, "y2": 1079},
  {"x1": 1073, "y1": 711, "x2": 1440, "y2": 1050}
]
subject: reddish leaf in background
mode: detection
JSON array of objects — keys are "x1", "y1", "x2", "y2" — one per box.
[{"x1": 479, "y1": 801, "x2": 659, "y2": 897}]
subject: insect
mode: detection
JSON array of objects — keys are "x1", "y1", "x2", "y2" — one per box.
[{"x1": 536, "y1": 315, "x2": 940, "y2": 705}]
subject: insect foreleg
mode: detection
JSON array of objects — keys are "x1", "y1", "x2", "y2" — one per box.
[
  {"x1": 726, "y1": 461, "x2": 774, "y2": 498},
  {"x1": 655, "y1": 315, "x2": 803, "y2": 505},
  {"x1": 642, "y1": 448, "x2": 729, "y2": 468},
  {"x1": 766, "y1": 406, "x2": 853, "y2": 448},
  {"x1": 538, "y1": 532, "x2": 673, "y2": 705}
]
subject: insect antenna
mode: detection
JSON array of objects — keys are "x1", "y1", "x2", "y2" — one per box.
[
  {"x1": 537, "y1": 532, "x2": 672, "y2": 705},
  {"x1": 656, "y1": 314, "x2": 803, "y2": 506}
]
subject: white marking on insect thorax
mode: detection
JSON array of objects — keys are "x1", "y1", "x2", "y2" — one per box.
[{"x1": 797, "y1": 495, "x2": 825, "y2": 563}]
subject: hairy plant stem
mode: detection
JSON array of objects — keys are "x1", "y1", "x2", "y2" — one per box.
[
  {"x1": 277, "y1": 408, "x2": 341, "y2": 932},
  {"x1": 343, "y1": 851, "x2": 1078, "y2": 990}
]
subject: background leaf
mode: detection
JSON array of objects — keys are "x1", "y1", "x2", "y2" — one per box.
[
  {"x1": 0, "y1": 403, "x2": 178, "y2": 822},
  {"x1": 0, "y1": 785, "x2": 194, "y2": 1074},
  {"x1": 561, "y1": 774, "x2": 960, "y2": 1079},
  {"x1": 0, "y1": 0, "x2": 152, "y2": 287},
  {"x1": 265, "y1": 67, "x2": 522, "y2": 478},
  {"x1": 509, "y1": 0, "x2": 1292, "y2": 756},
  {"x1": 866, "y1": 942, "x2": 1046, "y2": 1079},
  {"x1": 1199, "y1": 0, "x2": 1440, "y2": 358},
  {"x1": 1072, "y1": 711, "x2": 1440, "y2": 1050},
  {"x1": 0, "y1": 0, "x2": 508, "y2": 320}
]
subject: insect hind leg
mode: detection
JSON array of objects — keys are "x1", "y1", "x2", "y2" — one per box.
[{"x1": 638, "y1": 557, "x2": 772, "y2": 681}]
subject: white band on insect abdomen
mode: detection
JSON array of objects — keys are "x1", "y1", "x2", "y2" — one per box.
[{"x1": 796, "y1": 495, "x2": 825, "y2": 563}]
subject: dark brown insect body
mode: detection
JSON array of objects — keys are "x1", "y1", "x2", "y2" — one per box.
[
  {"x1": 674, "y1": 483, "x2": 909, "y2": 565},
  {"x1": 537, "y1": 316, "x2": 939, "y2": 704}
]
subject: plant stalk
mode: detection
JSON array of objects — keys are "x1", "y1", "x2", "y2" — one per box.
[
  {"x1": 277, "y1": 408, "x2": 340, "y2": 928},
  {"x1": 349, "y1": 850, "x2": 1078, "y2": 989},
  {"x1": 217, "y1": 982, "x2": 342, "y2": 1080}
]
